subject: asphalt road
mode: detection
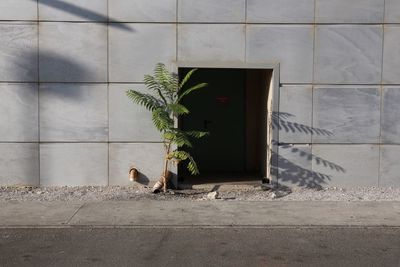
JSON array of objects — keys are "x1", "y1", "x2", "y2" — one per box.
[{"x1": 1, "y1": 227, "x2": 399, "y2": 267}]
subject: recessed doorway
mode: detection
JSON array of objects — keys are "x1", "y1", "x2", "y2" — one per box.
[{"x1": 178, "y1": 67, "x2": 273, "y2": 185}]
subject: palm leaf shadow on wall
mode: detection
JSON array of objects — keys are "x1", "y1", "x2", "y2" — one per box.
[
  {"x1": 271, "y1": 112, "x2": 345, "y2": 189},
  {"x1": 32, "y1": 0, "x2": 133, "y2": 32}
]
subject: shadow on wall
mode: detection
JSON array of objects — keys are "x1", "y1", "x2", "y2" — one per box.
[
  {"x1": 273, "y1": 112, "x2": 333, "y2": 137},
  {"x1": 271, "y1": 112, "x2": 345, "y2": 189},
  {"x1": 136, "y1": 173, "x2": 151, "y2": 186},
  {"x1": 32, "y1": 0, "x2": 133, "y2": 31}
]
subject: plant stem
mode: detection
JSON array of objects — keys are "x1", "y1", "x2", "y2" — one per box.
[{"x1": 162, "y1": 141, "x2": 172, "y2": 192}]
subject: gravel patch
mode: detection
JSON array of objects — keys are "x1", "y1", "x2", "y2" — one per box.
[{"x1": 1, "y1": 185, "x2": 400, "y2": 202}]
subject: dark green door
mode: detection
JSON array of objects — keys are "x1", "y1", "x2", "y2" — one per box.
[{"x1": 180, "y1": 68, "x2": 246, "y2": 174}]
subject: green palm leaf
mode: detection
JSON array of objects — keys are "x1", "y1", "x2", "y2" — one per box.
[
  {"x1": 169, "y1": 150, "x2": 199, "y2": 175},
  {"x1": 178, "y1": 83, "x2": 208, "y2": 102},
  {"x1": 179, "y1": 68, "x2": 197, "y2": 90},
  {"x1": 126, "y1": 90, "x2": 161, "y2": 111},
  {"x1": 186, "y1": 131, "x2": 209, "y2": 139},
  {"x1": 167, "y1": 103, "x2": 189, "y2": 115},
  {"x1": 152, "y1": 108, "x2": 173, "y2": 131}
]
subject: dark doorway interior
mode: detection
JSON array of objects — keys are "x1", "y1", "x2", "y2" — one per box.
[{"x1": 178, "y1": 68, "x2": 272, "y2": 185}]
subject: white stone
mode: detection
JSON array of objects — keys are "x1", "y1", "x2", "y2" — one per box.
[
  {"x1": 246, "y1": 25, "x2": 314, "y2": 83},
  {"x1": 312, "y1": 145, "x2": 379, "y2": 188},
  {"x1": 316, "y1": 0, "x2": 384, "y2": 23},
  {"x1": 279, "y1": 85, "x2": 312, "y2": 143},
  {"x1": 109, "y1": 84, "x2": 161, "y2": 142},
  {"x1": 39, "y1": 22, "x2": 107, "y2": 82},
  {"x1": 0, "y1": 0, "x2": 37, "y2": 20},
  {"x1": 314, "y1": 25, "x2": 382, "y2": 84},
  {"x1": 178, "y1": 24, "x2": 245, "y2": 63},
  {"x1": 39, "y1": 0, "x2": 108, "y2": 21},
  {"x1": 109, "y1": 24, "x2": 176, "y2": 82},
  {"x1": 0, "y1": 143, "x2": 39, "y2": 186},
  {"x1": 109, "y1": 0, "x2": 176, "y2": 22},
  {"x1": 382, "y1": 26, "x2": 400, "y2": 84},
  {"x1": 0, "y1": 23, "x2": 38, "y2": 82},
  {"x1": 0, "y1": 83, "x2": 38, "y2": 142},
  {"x1": 40, "y1": 83, "x2": 108, "y2": 142},
  {"x1": 247, "y1": 0, "x2": 314, "y2": 23},
  {"x1": 179, "y1": 0, "x2": 245, "y2": 22},
  {"x1": 40, "y1": 143, "x2": 108, "y2": 186},
  {"x1": 313, "y1": 86, "x2": 380, "y2": 143}
]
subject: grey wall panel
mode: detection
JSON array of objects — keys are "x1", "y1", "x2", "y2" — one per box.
[
  {"x1": 0, "y1": 143, "x2": 39, "y2": 186},
  {"x1": 316, "y1": 0, "x2": 384, "y2": 23},
  {"x1": 381, "y1": 87, "x2": 400, "y2": 143},
  {"x1": 247, "y1": 25, "x2": 313, "y2": 84},
  {"x1": 109, "y1": 24, "x2": 176, "y2": 82},
  {"x1": 40, "y1": 143, "x2": 108, "y2": 186},
  {"x1": 179, "y1": 0, "x2": 245, "y2": 23},
  {"x1": 380, "y1": 145, "x2": 400, "y2": 187},
  {"x1": 39, "y1": 22, "x2": 107, "y2": 82},
  {"x1": 312, "y1": 145, "x2": 379, "y2": 187},
  {"x1": 0, "y1": 0, "x2": 37, "y2": 20},
  {"x1": 383, "y1": 26, "x2": 400, "y2": 84},
  {"x1": 39, "y1": 83, "x2": 108, "y2": 142},
  {"x1": 109, "y1": 143, "x2": 165, "y2": 186},
  {"x1": 109, "y1": 0, "x2": 176, "y2": 22},
  {"x1": 313, "y1": 87, "x2": 380, "y2": 143},
  {"x1": 109, "y1": 84, "x2": 161, "y2": 142},
  {"x1": 277, "y1": 145, "x2": 315, "y2": 188},
  {"x1": 247, "y1": 0, "x2": 314, "y2": 23},
  {"x1": 314, "y1": 26, "x2": 382, "y2": 84},
  {"x1": 278, "y1": 85, "x2": 312, "y2": 144},
  {"x1": 178, "y1": 24, "x2": 245, "y2": 63},
  {"x1": 385, "y1": 0, "x2": 400, "y2": 23},
  {"x1": 0, "y1": 23, "x2": 38, "y2": 82},
  {"x1": 39, "y1": 0, "x2": 108, "y2": 21},
  {"x1": 0, "y1": 83, "x2": 38, "y2": 142}
]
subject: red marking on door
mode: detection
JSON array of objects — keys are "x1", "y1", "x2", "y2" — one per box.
[{"x1": 216, "y1": 96, "x2": 229, "y2": 105}]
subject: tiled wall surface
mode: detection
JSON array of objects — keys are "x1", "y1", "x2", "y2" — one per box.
[{"x1": 1, "y1": 0, "x2": 400, "y2": 187}]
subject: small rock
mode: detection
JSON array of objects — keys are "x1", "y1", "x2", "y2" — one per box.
[
  {"x1": 207, "y1": 191, "x2": 219, "y2": 200},
  {"x1": 270, "y1": 192, "x2": 277, "y2": 199}
]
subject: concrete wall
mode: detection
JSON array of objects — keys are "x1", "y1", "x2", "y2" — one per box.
[{"x1": 0, "y1": 0, "x2": 399, "y2": 188}]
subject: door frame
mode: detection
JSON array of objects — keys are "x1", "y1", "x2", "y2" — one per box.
[{"x1": 172, "y1": 62, "x2": 280, "y2": 186}]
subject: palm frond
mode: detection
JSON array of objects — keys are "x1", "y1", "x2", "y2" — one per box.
[
  {"x1": 179, "y1": 68, "x2": 197, "y2": 90},
  {"x1": 186, "y1": 131, "x2": 209, "y2": 139},
  {"x1": 152, "y1": 108, "x2": 173, "y2": 131},
  {"x1": 178, "y1": 83, "x2": 207, "y2": 102},
  {"x1": 144, "y1": 75, "x2": 168, "y2": 106},
  {"x1": 126, "y1": 90, "x2": 161, "y2": 111},
  {"x1": 168, "y1": 73, "x2": 180, "y2": 95},
  {"x1": 167, "y1": 103, "x2": 189, "y2": 115},
  {"x1": 169, "y1": 150, "x2": 199, "y2": 175},
  {"x1": 171, "y1": 130, "x2": 192, "y2": 147},
  {"x1": 169, "y1": 150, "x2": 189, "y2": 161},
  {"x1": 154, "y1": 63, "x2": 176, "y2": 100},
  {"x1": 162, "y1": 131, "x2": 175, "y2": 141}
]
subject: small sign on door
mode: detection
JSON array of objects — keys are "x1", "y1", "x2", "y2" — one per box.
[{"x1": 216, "y1": 96, "x2": 229, "y2": 105}]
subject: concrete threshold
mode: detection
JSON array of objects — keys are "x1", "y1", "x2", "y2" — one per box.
[{"x1": 1, "y1": 201, "x2": 399, "y2": 227}]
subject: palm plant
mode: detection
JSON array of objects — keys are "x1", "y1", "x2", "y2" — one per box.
[{"x1": 126, "y1": 63, "x2": 208, "y2": 193}]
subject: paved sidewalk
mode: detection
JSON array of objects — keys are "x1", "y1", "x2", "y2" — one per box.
[{"x1": 1, "y1": 201, "x2": 400, "y2": 227}]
